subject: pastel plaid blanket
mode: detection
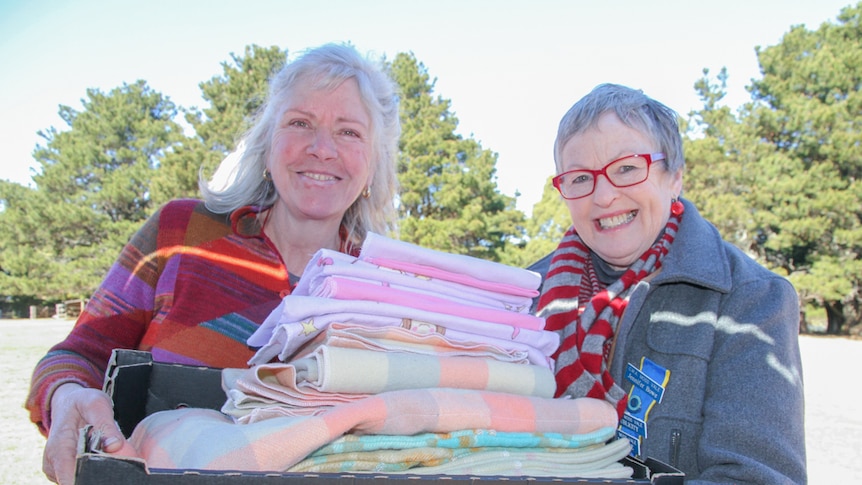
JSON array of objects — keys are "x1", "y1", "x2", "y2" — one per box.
[
  {"x1": 222, "y1": 349, "x2": 556, "y2": 423},
  {"x1": 124, "y1": 388, "x2": 618, "y2": 472},
  {"x1": 224, "y1": 322, "x2": 556, "y2": 423},
  {"x1": 294, "y1": 346, "x2": 555, "y2": 396}
]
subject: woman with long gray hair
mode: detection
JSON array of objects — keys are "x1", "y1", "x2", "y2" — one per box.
[{"x1": 28, "y1": 43, "x2": 401, "y2": 485}]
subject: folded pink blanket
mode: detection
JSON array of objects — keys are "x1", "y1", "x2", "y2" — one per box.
[
  {"x1": 314, "y1": 276, "x2": 545, "y2": 330},
  {"x1": 359, "y1": 232, "x2": 541, "y2": 293},
  {"x1": 361, "y1": 256, "x2": 539, "y2": 298},
  {"x1": 125, "y1": 389, "x2": 617, "y2": 472},
  {"x1": 295, "y1": 249, "x2": 535, "y2": 312}
]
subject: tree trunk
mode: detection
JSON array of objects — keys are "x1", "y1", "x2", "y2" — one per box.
[
  {"x1": 845, "y1": 293, "x2": 861, "y2": 331},
  {"x1": 798, "y1": 309, "x2": 809, "y2": 335},
  {"x1": 823, "y1": 300, "x2": 846, "y2": 335}
]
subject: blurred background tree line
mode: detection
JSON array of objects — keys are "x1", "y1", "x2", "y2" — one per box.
[{"x1": 1, "y1": 4, "x2": 860, "y2": 335}]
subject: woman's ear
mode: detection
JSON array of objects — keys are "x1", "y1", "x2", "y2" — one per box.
[{"x1": 671, "y1": 164, "x2": 685, "y2": 195}]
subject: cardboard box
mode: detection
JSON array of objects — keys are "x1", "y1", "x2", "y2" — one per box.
[{"x1": 74, "y1": 350, "x2": 684, "y2": 484}]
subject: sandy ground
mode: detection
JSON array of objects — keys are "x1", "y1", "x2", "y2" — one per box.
[
  {"x1": 798, "y1": 335, "x2": 861, "y2": 483},
  {"x1": 1, "y1": 318, "x2": 859, "y2": 484}
]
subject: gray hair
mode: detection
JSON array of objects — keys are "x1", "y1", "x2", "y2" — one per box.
[
  {"x1": 201, "y1": 43, "x2": 401, "y2": 245},
  {"x1": 554, "y1": 83, "x2": 684, "y2": 175}
]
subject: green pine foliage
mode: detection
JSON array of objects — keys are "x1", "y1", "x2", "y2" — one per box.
[
  {"x1": 2, "y1": 2, "x2": 862, "y2": 334},
  {"x1": 684, "y1": 3, "x2": 862, "y2": 333},
  {"x1": 748, "y1": 6, "x2": 862, "y2": 334},
  {"x1": 151, "y1": 45, "x2": 288, "y2": 205},
  {"x1": 390, "y1": 52, "x2": 525, "y2": 261},
  {"x1": 1, "y1": 81, "x2": 184, "y2": 302}
]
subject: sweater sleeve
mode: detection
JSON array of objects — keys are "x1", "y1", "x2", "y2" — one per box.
[{"x1": 25, "y1": 202, "x2": 176, "y2": 435}]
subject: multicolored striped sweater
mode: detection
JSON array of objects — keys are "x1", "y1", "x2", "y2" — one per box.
[{"x1": 26, "y1": 199, "x2": 355, "y2": 435}]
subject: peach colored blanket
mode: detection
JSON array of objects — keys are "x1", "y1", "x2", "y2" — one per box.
[{"x1": 124, "y1": 388, "x2": 618, "y2": 472}]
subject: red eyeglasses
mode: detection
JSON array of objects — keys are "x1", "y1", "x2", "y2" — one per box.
[{"x1": 552, "y1": 153, "x2": 666, "y2": 200}]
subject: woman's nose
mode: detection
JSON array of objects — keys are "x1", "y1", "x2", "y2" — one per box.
[
  {"x1": 591, "y1": 173, "x2": 618, "y2": 204},
  {"x1": 308, "y1": 130, "x2": 337, "y2": 159}
]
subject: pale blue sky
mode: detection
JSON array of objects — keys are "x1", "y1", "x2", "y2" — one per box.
[{"x1": 0, "y1": 0, "x2": 853, "y2": 213}]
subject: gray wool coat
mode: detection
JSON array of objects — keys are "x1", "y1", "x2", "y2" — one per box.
[{"x1": 530, "y1": 199, "x2": 806, "y2": 484}]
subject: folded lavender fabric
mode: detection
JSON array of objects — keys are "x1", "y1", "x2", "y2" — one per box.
[{"x1": 247, "y1": 296, "x2": 559, "y2": 367}]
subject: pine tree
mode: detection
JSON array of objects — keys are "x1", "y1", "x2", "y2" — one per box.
[
  {"x1": 685, "y1": 4, "x2": 862, "y2": 333},
  {"x1": 390, "y1": 52, "x2": 525, "y2": 261},
  {"x1": 746, "y1": 5, "x2": 862, "y2": 333},
  {"x1": 151, "y1": 45, "x2": 287, "y2": 205},
  {"x1": 3, "y1": 81, "x2": 184, "y2": 300}
]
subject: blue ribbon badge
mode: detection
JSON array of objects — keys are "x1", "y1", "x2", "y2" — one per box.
[{"x1": 617, "y1": 357, "x2": 670, "y2": 457}]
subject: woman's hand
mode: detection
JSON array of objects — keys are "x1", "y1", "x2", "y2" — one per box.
[{"x1": 42, "y1": 383, "x2": 126, "y2": 484}]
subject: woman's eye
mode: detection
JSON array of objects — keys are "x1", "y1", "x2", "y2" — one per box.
[{"x1": 572, "y1": 174, "x2": 592, "y2": 184}]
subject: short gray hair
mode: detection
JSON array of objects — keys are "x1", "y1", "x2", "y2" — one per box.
[{"x1": 554, "y1": 83, "x2": 684, "y2": 175}]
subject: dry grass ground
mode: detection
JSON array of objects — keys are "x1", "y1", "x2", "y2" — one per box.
[
  {"x1": 1, "y1": 319, "x2": 859, "y2": 484},
  {"x1": 1, "y1": 318, "x2": 72, "y2": 485}
]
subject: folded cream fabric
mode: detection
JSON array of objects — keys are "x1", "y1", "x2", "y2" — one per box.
[
  {"x1": 226, "y1": 323, "x2": 555, "y2": 423},
  {"x1": 314, "y1": 322, "x2": 531, "y2": 364}
]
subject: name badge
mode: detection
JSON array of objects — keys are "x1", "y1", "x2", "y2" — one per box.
[
  {"x1": 625, "y1": 361, "x2": 667, "y2": 403},
  {"x1": 618, "y1": 357, "x2": 670, "y2": 456}
]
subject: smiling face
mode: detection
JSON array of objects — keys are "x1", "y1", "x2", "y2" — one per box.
[
  {"x1": 559, "y1": 112, "x2": 683, "y2": 268},
  {"x1": 267, "y1": 78, "x2": 373, "y2": 227}
]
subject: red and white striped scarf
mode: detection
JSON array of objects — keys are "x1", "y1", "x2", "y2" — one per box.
[{"x1": 537, "y1": 214, "x2": 680, "y2": 418}]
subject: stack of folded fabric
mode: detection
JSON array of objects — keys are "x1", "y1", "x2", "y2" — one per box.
[
  {"x1": 122, "y1": 233, "x2": 633, "y2": 478},
  {"x1": 246, "y1": 232, "x2": 557, "y2": 368}
]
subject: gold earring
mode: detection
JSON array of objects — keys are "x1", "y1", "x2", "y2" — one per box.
[
  {"x1": 361, "y1": 186, "x2": 371, "y2": 199},
  {"x1": 263, "y1": 169, "x2": 272, "y2": 181}
]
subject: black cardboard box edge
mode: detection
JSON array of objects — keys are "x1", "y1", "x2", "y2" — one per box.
[
  {"x1": 75, "y1": 454, "x2": 666, "y2": 485},
  {"x1": 103, "y1": 349, "x2": 225, "y2": 436},
  {"x1": 75, "y1": 349, "x2": 684, "y2": 484}
]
